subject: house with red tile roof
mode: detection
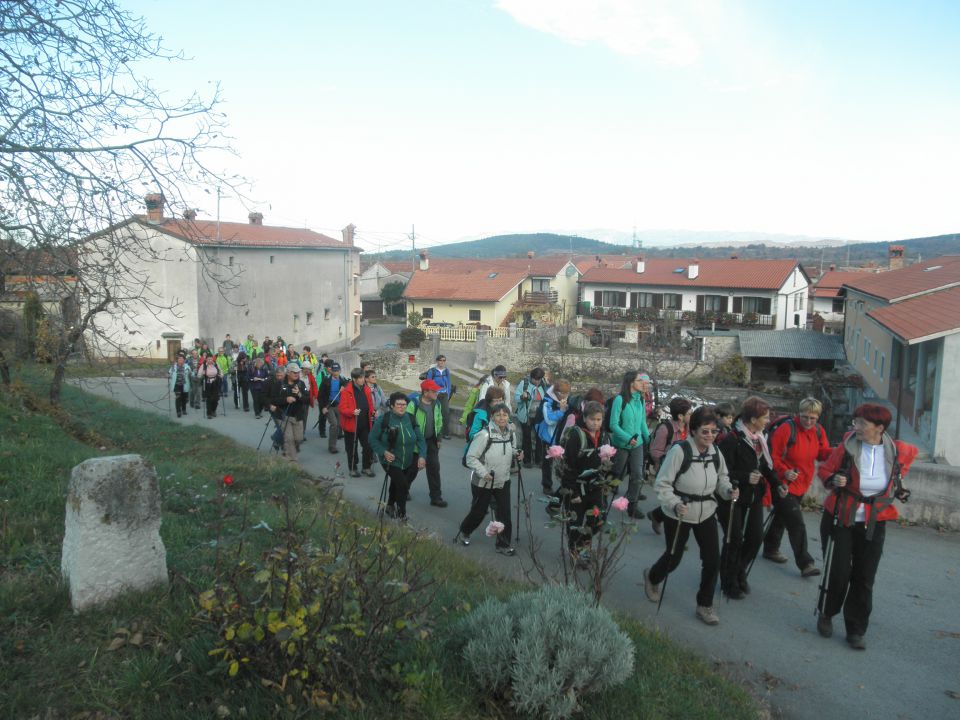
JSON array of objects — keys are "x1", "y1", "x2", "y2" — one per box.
[
  {"x1": 401, "y1": 251, "x2": 579, "y2": 327},
  {"x1": 578, "y1": 256, "x2": 810, "y2": 332},
  {"x1": 359, "y1": 261, "x2": 413, "y2": 319},
  {"x1": 83, "y1": 195, "x2": 362, "y2": 359},
  {"x1": 841, "y1": 255, "x2": 960, "y2": 463}
]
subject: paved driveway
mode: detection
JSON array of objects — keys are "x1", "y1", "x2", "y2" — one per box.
[{"x1": 74, "y1": 376, "x2": 960, "y2": 720}]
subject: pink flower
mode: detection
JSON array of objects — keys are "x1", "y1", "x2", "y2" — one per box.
[
  {"x1": 546, "y1": 445, "x2": 565, "y2": 459},
  {"x1": 485, "y1": 521, "x2": 505, "y2": 537},
  {"x1": 591, "y1": 506, "x2": 601, "y2": 518},
  {"x1": 598, "y1": 444, "x2": 617, "y2": 461},
  {"x1": 611, "y1": 496, "x2": 630, "y2": 512},
  {"x1": 222, "y1": 475, "x2": 234, "y2": 487}
]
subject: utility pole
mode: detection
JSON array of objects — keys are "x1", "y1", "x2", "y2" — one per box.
[{"x1": 410, "y1": 224, "x2": 416, "y2": 273}]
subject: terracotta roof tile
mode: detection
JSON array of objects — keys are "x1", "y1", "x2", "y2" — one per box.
[
  {"x1": 580, "y1": 258, "x2": 802, "y2": 290},
  {"x1": 403, "y1": 264, "x2": 527, "y2": 302},
  {"x1": 148, "y1": 218, "x2": 350, "y2": 250},
  {"x1": 843, "y1": 256, "x2": 960, "y2": 301},
  {"x1": 812, "y1": 270, "x2": 874, "y2": 298},
  {"x1": 867, "y1": 285, "x2": 960, "y2": 342}
]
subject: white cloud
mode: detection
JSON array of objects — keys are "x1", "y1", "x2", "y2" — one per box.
[{"x1": 496, "y1": 0, "x2": 703, "y2": 66}]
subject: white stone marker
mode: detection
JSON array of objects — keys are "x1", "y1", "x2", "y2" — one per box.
[{"x1": 61, "y1": 454, "x2": 168, "y2": 611}]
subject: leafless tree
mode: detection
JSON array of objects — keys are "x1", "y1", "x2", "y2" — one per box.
[{"x1": 0, "y1": 0, "x2": 243, "y2": 402}]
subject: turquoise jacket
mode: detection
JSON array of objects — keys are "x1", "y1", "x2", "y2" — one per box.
[
  {"x1": 168, "y1": 363, "x2": 191, "y2": 393},
  {"x1": 609, "y1": 391, "x2": 650, "y2": 450},
  {"x1": 370, "y1": 411, "x2": 426, "y2": 469}
]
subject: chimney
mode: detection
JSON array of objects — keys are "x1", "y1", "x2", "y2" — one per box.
[
  {"x1": 527, "y1": 251, "x2": 535, "y2": 259},
  {"x1": 144, "y1": 193, "x2": 165, "y2": 223},
  {"x1": 341, "y1": 223, "x2": 356, "y2": 246},
  {"x1": 183, "y1": 209, "x2": 197, "y2": 221},
  {"x1": 829, "y1": 264, "x2": 836, "y2": 272},
  {"x1": 688, "y1": 258, "x2": 700, "y2": 280},
  {"x1": 730, "y1": 253, "x2": 739, "y2": 260},
  {"x1": 635, "y1": 255, "x2": 645, "y2": 274},
  {"x1": 248, "y1": 212, "x2": 264, "y2": 225},
  {"x1": 889, "y1": 244, "x2": 905, "y2": 271},
  {"x1": 419, "y1": 249, "x2": 429, "y2": 271}
]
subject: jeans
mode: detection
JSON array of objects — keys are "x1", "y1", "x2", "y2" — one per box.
[
  {"x1": 613, "y1": 444, "x2": 645, "y2": 506},
  {"x1": 650, "y1": 514, "x2": 721, "y2": 608}
]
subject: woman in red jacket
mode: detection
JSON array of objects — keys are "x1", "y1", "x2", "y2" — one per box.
[
  {"x1": 815, "y1": 403, "x2": 916, "y2": 650},
  {"x1": 763, "y1": 397, "x2": 832, "y2": 575}
]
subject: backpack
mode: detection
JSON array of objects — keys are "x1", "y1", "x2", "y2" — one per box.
[
  {"x1": 673, "y1": 442, "x2": 722, "y2": 486},
  {"x1": 644, "y1": 421, "x2": 677, "y2": 474},
  {"x1": 766, "y1": 416, "x2": 826, "y2": 460},
  {"x1": 552, "y1": 425, "x2": 610, "y2": 483},
  {"x1": 459, "y1": 380, "x2": 485, "y2": 426},
  {"x1": 378, "y1": 412, "x2": 417, "y2": 465},
  {"x1": 603, "y1": 395, "x2": 627, "y2": 434}
]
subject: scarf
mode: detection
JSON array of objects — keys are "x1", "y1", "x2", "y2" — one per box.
[{"x1": 736, "y1": 418, "x2": 773, "y2": 469}]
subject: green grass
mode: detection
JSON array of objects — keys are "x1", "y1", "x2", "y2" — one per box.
[{"x1": 0, "y1": 367, "x2": 761, "y2": 719}]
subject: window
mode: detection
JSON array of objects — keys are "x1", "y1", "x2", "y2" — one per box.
[
  {"x1": 594, "y1": 290, "x2": 626, "y2": 308},
  {"x1": 324, "y1": 308, "x2": 330, "y2": 320},
  {"x1": 293, "y1": 314, "x2": 300, "y2": 332},
  {"x1": 662, "y1": 293, "x2": 682, "y2": 309},
  {"x1": 228, "y1": 256, "x2": 234, "y2": 266},
  {"x1": 864, "y1": 337, "x2": 870, "y2": 362},
  {"x1": 697, "y1": 294, "x2": 727, "y2": 312},
  {"x1": 832, "y1": 298, "x2": 844, "y2": 313},
  {"x1": 306, "y1": 312, "x2": 313, "y2": 325},
  {"x1": 269, "y1": 255, "x2": 275, "y2": 264},
  {"x1": 422, "y1": 307, "x2": 434, "y2": 319},
  {"x1": 532, "y1": 278, "x2": 551, "y2": 292},
  {"x1": 793, "y1": 293, "x2": 805, "y2": 311},
  {"x1": 630, "y1": 292, "x2": 657, "y2": 309},
  {"x1": 732, "y1": 296, "x2": 772, "y2": 315},
  {"x1": 874, "y1": 349, "x2": 879, "y2": 371},
  {"x1": 469, "y1": 309, "x2": 481, "y2": 321},
  {"x1": 880, "y1": 353, "x2": 885, "y2": 380}
]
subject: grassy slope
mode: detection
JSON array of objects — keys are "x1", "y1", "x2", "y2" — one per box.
[{"x1": 0, "y1": 369, "x2": 760, "y2": 719}]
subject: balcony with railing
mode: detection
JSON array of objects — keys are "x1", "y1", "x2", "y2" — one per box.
[
  {"x1": 521, "y1": 289, "x2": 559, "y2": 304},
  {"x1": 585, "y1": 306, "x2": 774, "y2": 328}
]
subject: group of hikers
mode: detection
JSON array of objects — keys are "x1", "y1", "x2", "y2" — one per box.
[{"x1": 168, "y1": 342, "x2": 917, "y2": 650}]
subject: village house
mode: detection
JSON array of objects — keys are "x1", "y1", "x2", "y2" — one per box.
[
  {"x1": 402, "y1": 251, "x2": 579, "y2": 328},
  {"x1": 358, "y1": 260, "x2": 412, "y2": 319},
  {"x1": 808, "y1": 246, "x2": 905, "y2": 333},
  {"x1": 577, "y1": 256, "x2": 811, "y2": 337},
  {"x1": 84, "y1": 195, "x2": 362, "y2": 360},
  {"x1": 841, "y1": 255, "x2": 960, "y2": 464}
]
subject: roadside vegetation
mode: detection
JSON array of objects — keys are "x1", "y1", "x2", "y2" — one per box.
[{"x1": 0, "y1": 367, "x2": 760, "y2": 719}]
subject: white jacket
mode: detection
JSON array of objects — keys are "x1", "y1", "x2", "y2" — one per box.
[{"x1": 465, "y1": 422, "x2": 517, "y2": 489}]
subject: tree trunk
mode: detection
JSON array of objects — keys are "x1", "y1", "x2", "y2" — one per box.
[
  {"x1": 0, "y1": 348, "x2": 10, "y2": 387},
  {"x1": 48, "y1": 294, "x2": 111, "y2": 405}
]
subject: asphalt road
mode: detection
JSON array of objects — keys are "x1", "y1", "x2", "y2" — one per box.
[{"x1": 74, "y1": 375, "x2": 960, "y2": 720}]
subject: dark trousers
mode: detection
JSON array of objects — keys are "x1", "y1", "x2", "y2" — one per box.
[
  {"x1": 174, "y1": 386, "x2": 188, "y2": 415},
  {"x1": 386, "y1": 463, "x2": 419, "y2": 519},
  {"x1": 437, "y1": 393, "x2": 450, "y2": 437},
  {"x1": 422, "y1": 438, "x2": 442, "y2": 501},
  {"x1": 325, "y1": 407, "x2": 340, "y2": 451},
  {"x1": 318, "y1": 410, "x2": 327, "y2": 436},
  {"x1": 765, "y1": 494, "x2": 815, "y2": 568},
  {"x1": 718, "y1": 497, "x2": 764, "y2": 591},
  {"x1": 541, "y1": 456, "x2": 553, "y2": 492},
  {"x1": 650, "y1": 514, "x2": 721, "y2": 608},
  {"x1": 820, "y1": 514, "x2": 886, "y2": 637},
  {"x1": 566, "y1": 484, "x2": 603, "y2": 550},
  {"x1": 189, "y1": 382, "x2": 201, "y2": 408},
  {"x1": 204, "y1": 378, "x2": 220, "y2": 416},
  {"x1": 344, "y1": 424, "x2": 372, "y2": 471},
  {"x1": 459, "y1": 481, "x2": 512, "y2": 547},
  {"x1": 239, "y1": 381, "x2": 250, "y2": 411},
  {"x1": 252, "y1": 391, "x2": 265, "y2": 417},
  {"x1": 520, "y1": 422, "x2": 534, "y2": 466}
]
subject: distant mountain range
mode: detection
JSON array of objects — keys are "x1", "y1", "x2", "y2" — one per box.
[{"x1": 371, "y1": 231, "x2": 960, "y2": 271}]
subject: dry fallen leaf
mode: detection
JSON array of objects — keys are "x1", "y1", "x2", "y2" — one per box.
[
  {"x1": 129, "y1": 631, "x2": 144, "y2": 646},
  {"x1": 106, "y1": 636, "x2": 125, "y2": 652}
]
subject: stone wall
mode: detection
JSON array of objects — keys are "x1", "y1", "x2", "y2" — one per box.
[{"x1": 360, "y1": 347, "x2": 423, "y2": 388}]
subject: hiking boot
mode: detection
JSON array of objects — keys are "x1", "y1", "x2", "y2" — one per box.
[
  {"x1": 628, "y1": 504, "x2": 646, "y2": 520},
  {"x1": 328, "y1": 448, "x2": 339, "y2": 454},
  {"x1": 362, "y1": 468, "x2": 376, "y2": 477},
  {"x1": 650, "y1": 514, "x2": 663, "y2": 535},
  {"x1": 722, "y1": 583, "x2": 745, "y2": 600},
  {"x1": 846, "y1": 634, "x2": 866, "y2": 650},
  {"x1": 496, "y1": 546, "x2": 516, "y2": 556},
  {"x1": 801, "y1": 564, "x2": 821, "y2": 577},
  {"x1": 455, "y1": 532, "x2": 470, "y2": 546},
  {"x1": 430, "y1": 498, "x2": 448, "y2": 508},
  {"x1": 319, "y1": 431, "x2": 327, "y2": 438},
  {"x1": 349, "y1": 469, "x2": 361, "y2": 478},
  {"x1": 642, "y1": 568, "x2": 661, "y2": 603},
  {"x1": 817, "y1": 614, "x2": 833, "y2": 638},
  {"x1": 738, "y1": 572, "x2": 751, "y2": 595},
  {"x1": 763, "y1": 550, "x2": 789, "y2": 564},
  {"x1": 696, "y1": 605, "x2": 720, "y2": 626},
  {"x1": 573, "y1": 548, "x2": 591, "y2": 569},
  {"x1": 384, "y1": 505, "x2": 396, "y2": 519}
]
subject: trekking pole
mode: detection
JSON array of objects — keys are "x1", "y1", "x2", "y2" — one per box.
[
  {"x1": 377, "y1": 468, "x2": 390, "y2": 520},
  {"x1": 816, "y1": 494, "x2": 843, "y2": 618},
  {"x1": 514, "y1": 452, "x2": 525, "y2": 544},
  {"x1": 656, "y1": 514, "x2": 684, "y2": 615},
  {"x1": 744, "y1": 506, "x2": 775, "y2": 580},
  {"x1": 255, "y1": 414, "x2": 273, "y2": 452},
  {"x1": 720, "y1": 487, "x2": 738, "y2": 601}
]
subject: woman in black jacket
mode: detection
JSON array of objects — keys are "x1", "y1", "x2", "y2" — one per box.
[{"x1": 716, "y1": 396, "x2": 774, "y2": 599}]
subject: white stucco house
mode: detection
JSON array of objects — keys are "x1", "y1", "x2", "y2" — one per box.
[
  {"x1": 83, "y1": 195, "x2": 362, "y2": 359},
  {"x1": 358, "y1": 261, "x2": 412, "y2": 319},
  {"x1": 578, "y1": 256, "x2": 810, "y2": 333}
]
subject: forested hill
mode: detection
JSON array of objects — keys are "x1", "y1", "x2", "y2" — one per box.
[{"x1": 374, "y1": 231, "x2": 960, "y2": 267}]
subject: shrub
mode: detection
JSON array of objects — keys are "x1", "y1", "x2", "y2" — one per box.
[
  {"x1": 407, "y1": 310, "x2": 423, "y2": 328},
  {"x1": 198, "y1": 495, "x2": 436, "y2": 712},
  {"x1": 452, "y1": 586, "x2": 634, "y2": 720},
  {"x1": 399, "y1": 327, "x2": 426, "y2": 348},
  {"x1": 715, "y1": 354, "x2": 748, "y2": 386}
]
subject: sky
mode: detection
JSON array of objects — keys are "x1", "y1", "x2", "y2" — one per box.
[{"x1": 124, "y1": 0, "x2": 960, "y2": 252}]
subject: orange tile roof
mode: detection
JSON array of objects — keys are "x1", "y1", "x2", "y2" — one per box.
[
  {"x1": 580, "y1": 258, "x2": 803, "y2": 290},
  {"x1": 843, "y1": 256, "x2": 960, "y2": 301},
  {"x1": 146, "y1": 217, "x2": 351, "y2": 250},
  {"x1": 572, "y1": 254, "x2": 634, "y2": 272},
  {"x1": 403, "y1": 263, "x2": 527, "y2": 302},
  {"x1": 867, "y1": 285, "x2": 960, "y2": 342},
  {"x1": 812, "y1": 270, "x2": 872, "y2": 298}
]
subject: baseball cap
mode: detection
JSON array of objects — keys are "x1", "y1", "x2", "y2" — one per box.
[
  {"x1": 286, "y1": 362, "x2": 301, "y2": 373},
  {"x1": 330, "y1": 363, "x2": 341, "y2": 372},
  {"x1": 492, "y1": 365, "x2": 507, "y2": 378},
  {"x1": 420, "y1": 379, "x2": 442, "y2": 392}
]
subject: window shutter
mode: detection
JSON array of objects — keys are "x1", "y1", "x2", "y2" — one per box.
[
  {"x1": 594, "y1": 291, "x2": 602, "y2": 307},
  {"x1": 732, "y1": 297, "x2": 742, "y2": 313},
  {"x1": 760, "y1": 298, "x2": 772, "y2": 315},
  {"x1": 653, "y1": 293, "x2": 663, "y2": 309},
  {"x1": 696, "y1": 295, "x2": 704, "y2": 313}
]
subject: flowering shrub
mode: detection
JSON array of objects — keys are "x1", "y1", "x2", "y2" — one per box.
[
  {"x1": 546, "y1": 445, "x2": 565, "y2": 459},
  {"x1": 598, "y1": 444, "x2": 617, "y2": 461},
  {"x1": 611, "y1": 496, "x2": 630, "y2": 512},
  {"x1": 485, "y1": 520, "x2": 505, "y2": 537},
  {"x1": 453, "y1": 586, "x2": 634, "y2": 720}
]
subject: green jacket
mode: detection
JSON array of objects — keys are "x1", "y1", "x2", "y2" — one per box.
[
  {"x1": 215, "y1": 353, "x2": 232, "y2": 375},
  {"x1": 609, "y1": 391, "x2": 651, "y2": 449},
  {"x1": 407, "y1": 393, "x2": 443, "y2": 441},
  {"x1": 370, "y1": 411, "x2": 425, "y2": 469}
]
